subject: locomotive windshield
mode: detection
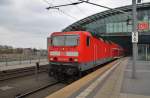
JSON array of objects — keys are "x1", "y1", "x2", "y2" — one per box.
[{"x1": 52, "y1": 35, "x2": 79, "y2": 46}]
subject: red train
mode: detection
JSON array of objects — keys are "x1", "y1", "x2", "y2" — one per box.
[{"x1": 47, "y1": 31, "x2": 123, "y2": 80}]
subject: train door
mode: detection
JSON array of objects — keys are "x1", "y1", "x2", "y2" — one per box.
[
  {"x1": 94, "y1": 45, "x2": 97, "y2": 65},
  {"x1": 110, "y1": 48, "x2": 112, "y2": 58}
]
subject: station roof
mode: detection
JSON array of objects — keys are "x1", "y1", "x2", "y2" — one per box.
[{"x1": 63, "y1": 2, "x2": 150, "y2": 32}]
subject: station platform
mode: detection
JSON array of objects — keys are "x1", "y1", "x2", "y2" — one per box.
[
  {"x1": 0, "y1": 59, "x2": 48, "y2": 71},
  {"x1": 46, "y1": 57, "x2": 150, "y2": 98}
]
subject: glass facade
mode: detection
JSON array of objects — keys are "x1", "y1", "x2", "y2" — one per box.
[
  {"x1": 83, "y1": 8, "x2": 150, "y2": 33},
  {"x1": 64, "y1": 7, "x2": 150, "y2": 34}
]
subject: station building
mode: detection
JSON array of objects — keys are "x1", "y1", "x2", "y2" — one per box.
[{"x1": 63, "y1": 2, "x2": 150, "y2": 60}]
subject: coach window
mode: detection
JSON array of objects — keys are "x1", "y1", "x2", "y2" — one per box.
[{"x1": 86, "y1": 36, "x2": 90, "y2": 47}]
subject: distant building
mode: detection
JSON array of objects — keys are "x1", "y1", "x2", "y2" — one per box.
[
  {"x1": 0, "y1": 45, "x2": 13, "y2": 54},
  {"x1": 0, "y1": 45, "x2": 3, "y2": 49},
  {"x1": 38, "y1": 49, "x2": 47, "y2": 56},
  {"x1": 13, "y1": 48, "x2": 23, "y2": 54},
  {"x1": 23, "y1": 48, "x2": 33, "y2": 55}
]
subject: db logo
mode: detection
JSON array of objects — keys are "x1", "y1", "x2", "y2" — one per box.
[{"x1": 138, "y1": 22, "x2": 149, "y2": 30}]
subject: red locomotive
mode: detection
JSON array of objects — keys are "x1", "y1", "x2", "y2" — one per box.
[{"x1": 47, "y1": 31, "x2": 123, "y2": 80}]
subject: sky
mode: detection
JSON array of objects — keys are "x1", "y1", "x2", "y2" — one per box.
[{"x1": 0, "y1": 0, "x2": 148, "y2": 49}]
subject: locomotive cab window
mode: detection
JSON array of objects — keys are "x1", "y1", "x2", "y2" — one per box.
[
  {"x1": 47, "y1": 37, "x2": 52, "y2": 46},
  {"x1": 86, "y1": 36, "x2": 90, "y2": 46},
  {"x1": 52, "y1": 35, "x2": 79, "y2": 46}
]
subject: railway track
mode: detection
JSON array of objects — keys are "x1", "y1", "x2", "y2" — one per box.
[
  {"x1": 0, "y1": 59, "x2": 121, "y2": 98},
  {"x1": 13, "y1": 61, "x2": 115, "y2": 98},
  {"x1": 0, "y1": 65, "x2": 48, "y2": 81},
  {"x1": 15, "y1": 82, "x2": 60, "y2": 98}
]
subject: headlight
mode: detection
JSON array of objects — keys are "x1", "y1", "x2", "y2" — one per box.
[
  {"x1": 66, "y1": 52, "x2": 78, "y2": 56},
  {"x1": 50, "y1": 58, "x2": 53, "y2": 60},
  {"x1": 74, "y1": 58, "x2": 78, "y2": 62},
  {"x1": 50, "y1": 51, "x2": 60, "y2": 56}
]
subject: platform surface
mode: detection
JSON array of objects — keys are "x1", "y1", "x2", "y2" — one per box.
[{"x1": 74, "y1": 57, "x2": 150, "y2": 98}]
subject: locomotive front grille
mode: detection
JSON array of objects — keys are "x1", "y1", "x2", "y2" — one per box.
[{"x1": 50, "y1": 62, "x2": 78, "y2": 66}]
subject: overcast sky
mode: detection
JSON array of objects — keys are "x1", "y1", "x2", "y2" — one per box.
[{"x1": 0, "y1": 0, "x2": 148, "y2": 49}]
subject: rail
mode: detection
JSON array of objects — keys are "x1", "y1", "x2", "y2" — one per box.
[{"x1": 15, "y1": 82, "x2": 59, "y2": 98}]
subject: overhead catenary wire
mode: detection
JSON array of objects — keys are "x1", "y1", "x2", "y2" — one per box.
[
  {"x1": 78, "y1": 0, "x2": 129, "y2": 15},
  {"x1": 43, "y1": 0, "x2": 131, "y2": 32},
  {"x1": 46, "y1": 1, "x2": 84, "y2": 10},
  {"x1": 46, "y1": 0, "x2": 129, "y2": 16},
  {"x1": 43, "y1": 0, "x2": 79, "y2": 20},
  {"x1": 67, "y1": 0, "x2": 88, "y2": 15}
]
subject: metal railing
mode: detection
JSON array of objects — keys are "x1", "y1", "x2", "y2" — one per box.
[{"x1": 0, "y1": 55, "x2": 48, "y2": 66}]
